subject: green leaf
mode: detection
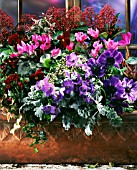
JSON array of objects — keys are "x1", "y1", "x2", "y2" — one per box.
[
  {"x1": 71, "y1": 26, "x2": 88, "y2": 32},
  {"x1": 29, "y1": 143, "x2": 34, "y2": 147},
  {"x1": 110, "y1": 116, "x2": 123, "y2": 127},
  {"x1": 44, "y1": 58, "x2": 51, "y2": 68},
  {"x1": 70, "y1": 33, "x2": 75, "y2": 41},
  {"x1": 99, "y1": 32, "x2": 108, "y2": 39},
  {"x1": 111, "y1": 29, "x2": 125, "y2": 39},
  {"x1": 34, "y1": 146, "x2": 38, "y2": 153},
  {"x1": 126, "y1": 57, "x2": 137, "y2": 65},
  {"x1": 116, "y1": 12, "x2": 121, "y2": 18}
]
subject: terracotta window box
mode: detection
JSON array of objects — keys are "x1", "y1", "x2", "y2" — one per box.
[{"x1": 0, "y1": 111, "x2": 137, "y2": 164}]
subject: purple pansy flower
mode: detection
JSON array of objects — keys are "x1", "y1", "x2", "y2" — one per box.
[
  {"x1": 63, "y1": 80, "x2": 74, "y2": 94},
  {"x1": 70, "y1": 72, "x2": 82, "y2": 85},
  {"x1": 97, "y1": 49, "x2": 123, "y2": 68},
  {"x1": 66, "y1": 52, "x2": 78, "y2": 66},
  {"x1": 52, "y1": 88, "x2": 65, "y2": 103},
  {"x1": 110, "y1": 96, "x2": 128, "y2": 114},
  {"x1": 87, "y1": 58, "x2": 106, "y2": 78},
  {"x1": 42, "y1": 82, "x2": 55, "y2": 97},
  {"x1": 43, "y1": 105, "x2": 60, "y2": 115},
  {"x1": 103, "y1": 76, "x2": 125, "y2": 97},
  {"x1": 79, "y1": 84, "x2": 90, "y2": 95},
  {"x1": 121, "y1": 77, "x2": 137, "y2": 102}
]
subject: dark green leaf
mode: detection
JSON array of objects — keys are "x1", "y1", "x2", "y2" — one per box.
[
  {"x1": 52, "y1": 31, "x2": 63, "y2": 40},
  {"x1": 116, "y1": 12, "x2": 121, "y2": 18}
]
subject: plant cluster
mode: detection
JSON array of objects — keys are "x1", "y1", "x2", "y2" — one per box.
[{"x1": 0, "y1": 5, "x2": 137, "y2": 151}]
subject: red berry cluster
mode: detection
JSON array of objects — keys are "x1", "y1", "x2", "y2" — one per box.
[
  {"x1": 81, "y1": 7, "x2": 95, "y2": 27},
  {"x1": 18, "y1": 13, "x2": 38, "y2": 32},
  {"x1": 45, "y1": 6, "x2": 82, "y2": 31},
  {"x1": 96, "y1": 4, "x2": 121, "y2": 36},
  {"x1": 0, "y1": 10, "x2": 14, "y2": 44}
]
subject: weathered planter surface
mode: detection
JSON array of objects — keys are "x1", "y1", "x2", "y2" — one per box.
[{"x1": 0, "y1": 111, "x2": 137, "y2": 164}]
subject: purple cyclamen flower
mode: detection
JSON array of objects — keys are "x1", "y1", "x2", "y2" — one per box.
[
  {"x1": 43, "y1": 105, "x2": 60, "y2": 115},
  {"x1": 66, "y1": 52, "x2": 78, "y2": 66},
  {"x1": 121, "y1": 77, "x2": 137, "y2": 102},
  {"x1": 97, "y1": 49, "x2": 123, "y2": 68},
  {"x1": 63, "y1": 80, "x2": 74, "y2": 94}
]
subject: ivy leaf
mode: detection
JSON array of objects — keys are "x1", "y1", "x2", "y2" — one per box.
[
  {"x1": 70, "y1": 33, "x2": 75, "y2": 41},
  {"x1": 34, "y1": 146, "x2": 38, "y2": 153},
  {"x1": 85, "y1": 124, "x2": 93, "y2": 136},
  {"x1": 126, "y1": 57, "x2": 137, "y2": 65},
  {"x1": 17, "y1": 61, "x2": 31, "y2": 75},
  {"x1": 110, "y1": 116, "x2": 123, "y2": 127}
]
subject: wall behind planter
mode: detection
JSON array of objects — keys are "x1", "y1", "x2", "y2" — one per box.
[{"x1": 0, "y1": 111, "x2": 137, "y2": 164}]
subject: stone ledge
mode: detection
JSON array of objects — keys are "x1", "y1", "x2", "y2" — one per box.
[{"x1": 0, "y1": 111, "x2": 137, "y2": 164}]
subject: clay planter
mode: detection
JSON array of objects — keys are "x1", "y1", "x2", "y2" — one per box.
[{"x1": 0, "y1": 110, "x2": 137, "y2": 164}]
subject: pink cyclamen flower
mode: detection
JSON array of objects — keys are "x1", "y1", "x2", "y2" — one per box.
[
  {"x1": 118, "y1": 32, "x2": 132, "y2": 46},
  {"x1": 66, "y1": 42, "x2": 74, "y2": 51},
  {"x1": 17, "y1": 41, "x2": 27, "y2": 54},
  {"x1": 75, "y1": 32, "x2": 88, "y2": 43},
  {"x1": 41, "y1": 34, "x2": 52, "y2": 43},
  {"x1": 93, "y1": 41, "x2": 103, "y2": 51},
  {"x1": 51, "y1": 48, "x2": 61, "y2": 58},
  {"x1": 105, "y1": 39, "x2": 118, "y2": 50},
  {"x1": 25, "y1": 43, "x2": 38, "y2": 55},
  {"x1": 10, "y1": 53, "x2": 20, "y2": 58},
  {"x1": 32, "y1": 34, "x2": 42, "y2": 43},
  {"x1": 87, "y1": 28, "x2": 99, "y2": 38},
  {"x1": 40, "y1": 42, "x2": 51, "y2": 51},
  {"x1": 91, "y1": 49, "x2": 99, "y2": 58}
]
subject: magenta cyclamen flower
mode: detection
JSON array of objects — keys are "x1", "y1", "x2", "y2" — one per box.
[
  {"x1": 17, "y1": 41, "x2": 27, "y2": 54},
  {"x1": 87, "y1": 28, "x2": 99, "y2": 38},
  {"x1": 118, "y1": 32, "x2": 132, "y2": 46},
  {"x1": 32, "y1": 34, "x2": 41, "y2": 43},
  {"x1": 75, "y1": 32, "x2": 88, "y2": 43}
]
